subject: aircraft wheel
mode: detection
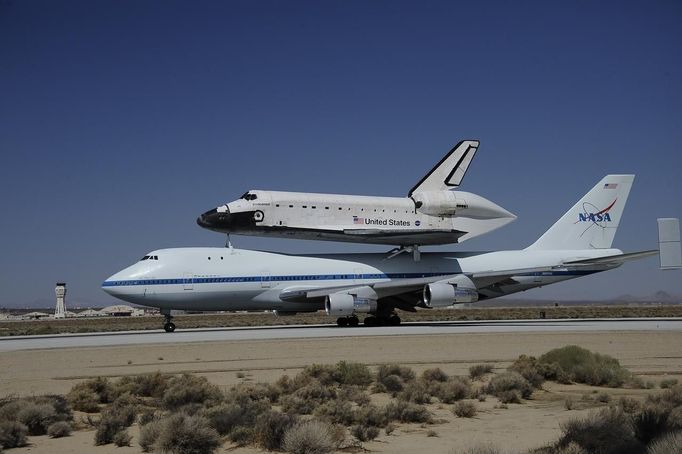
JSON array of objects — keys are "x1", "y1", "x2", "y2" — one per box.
[
  {"x1": 164, "y1": 322, "x2": 176, "y2": 333},
  {"x1": 337, "y1": 317, "x2": 349, "y2": 327},
  {"x1": 364, "y1": 316, "x2": 377, "y2": 327},
  {"x1": 389, "y1": 315, "x2": 401, "y2": 326},
  {"x1": 348, "y1": 316, "x2": 359, "y2": 327}
]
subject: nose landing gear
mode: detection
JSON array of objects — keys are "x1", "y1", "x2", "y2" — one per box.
[{"x1": 161, "y1": 309, "x2": 176, "y2": 333}]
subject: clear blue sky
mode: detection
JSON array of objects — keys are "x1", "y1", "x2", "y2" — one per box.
[{"x1": 1, "y1": 0, "x2": 681, "y2": 308}]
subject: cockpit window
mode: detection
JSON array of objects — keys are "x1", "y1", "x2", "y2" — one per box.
[
  {"x1": 240, "y1": 192, "x2": 258, "y2": 201},
  {"x1": 140, "y1": 255, "x2": 150, "y2": 261},
  {"x1": 140, "y1": 255, "x2": 158, "y2": 261}
]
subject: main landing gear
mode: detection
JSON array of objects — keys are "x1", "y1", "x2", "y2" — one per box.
[
  {"x1": 336, "y1": 316, "x2": 359, "y2": 327},
  {"x1": 336, "y1": 314, "x2": 401, "y2": 327},
  {"x1": 161, "y1": 309, "x2": 176, "y2": 333}
]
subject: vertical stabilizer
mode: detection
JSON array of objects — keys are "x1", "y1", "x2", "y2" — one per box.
[
  {"x1": 658, "y1": 218, "x2": 682, "y2": 269},
  {"x1": 527, "y1": 175, "x2": 634, "y2": 250},
  {"x1": 408, "y1": 140, "x2": 479, "y2": 196}
]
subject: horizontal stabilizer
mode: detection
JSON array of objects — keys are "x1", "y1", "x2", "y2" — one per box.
[
  {"x1": 563, "y1": 250, "x2": 659, "y2": 265},
  {"x1": 658, "y1": 218, "x2": 681, "y2": 269}
]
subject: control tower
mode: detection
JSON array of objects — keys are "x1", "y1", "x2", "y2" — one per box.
[{"x1": 55, "y1": 282, "x2": 67, "y2": 319}]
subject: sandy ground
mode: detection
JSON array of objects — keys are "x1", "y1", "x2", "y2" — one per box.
[{"x1": 2, "y1": 330, "x2": 681, "y2": 453}]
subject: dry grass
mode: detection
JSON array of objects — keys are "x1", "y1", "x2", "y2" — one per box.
[{"x1": 3, "y1": 305, "x2": 681, "y2": 336}]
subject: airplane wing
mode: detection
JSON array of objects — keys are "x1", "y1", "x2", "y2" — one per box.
[{"x1": 279, "y1": 249, "x2": 660, "y2": 307}]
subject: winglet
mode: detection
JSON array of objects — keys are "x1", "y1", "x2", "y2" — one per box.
[
  {"x1": 408, "y1": 140, "x2": 479, "y2": 196},
  {"x1": 658, "y1": 218, "x2": 681, "y2": 269}
]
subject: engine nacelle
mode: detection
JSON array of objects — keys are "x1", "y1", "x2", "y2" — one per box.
[
  {"x1": 325, "y1": 293, "x2": 377, "y2": 317},
  {"x1": 423, "y1": 275, "x2": 478, "y2": 307}
]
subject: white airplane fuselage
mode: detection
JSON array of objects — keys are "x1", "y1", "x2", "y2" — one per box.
[{"x1": 102, "y1": 247, "x2": 620, "y2": 312}]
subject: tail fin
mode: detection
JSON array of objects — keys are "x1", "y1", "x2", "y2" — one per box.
[
  {"x1": 527, "y1": 175, "x2": 635, "y2": 250},
  {"x1": 408, "y1": 140, "x2": 479, "y2": 196}
]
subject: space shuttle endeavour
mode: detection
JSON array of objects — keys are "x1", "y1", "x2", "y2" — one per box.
[{"x1": 197, "y1": 140, "x2": 515, "y2": 253}]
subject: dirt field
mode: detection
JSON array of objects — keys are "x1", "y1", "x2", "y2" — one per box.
[
  {"x1": 2, "y1": 304, "x2": 682, "y2": 336},
  {"x1": 2, "y1": 329, "x2": 681, "y2": 453}
]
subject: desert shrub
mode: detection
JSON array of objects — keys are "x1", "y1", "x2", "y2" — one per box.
[
  {"x1": 314, "y1": 399, "x2": 355, "y2": 425},
  {"x1": 453, "y1": 401, "x2": 477, "y2": 418},
  {"x1": 115, "y1": 371, "x2": 169, "y2": 398},
  {"x1": 351, "y1": 424, "x2": 379, "y2": 442},
  {"x1": 651, "y1": 384, "x2": 682, "y2": 407},
  {"x1": 398, "y1": 380, "x2": 431, "y2": 404},
  {"x1": 139, "y1": 418, "x2": 162, "y2": 452},
  {"x1": 385, "y1": 423, "x2": 396, "y2": 435},
  {"x1": 154, "y1": 413, "x2": 221, "y2": 454},
  {"x1": 162, "y1": 374, "x2": 223, "y2": 410},
  {"x1": 138, "y1": 408, "x2": 158, "y2": 426},
  {"x1": 227, "y1": 382, "x2": 279, "y2": 405},
  {"x1": 354, "y1": 404, "x2": 388, "y2": 428},
  {"x1": 564, "y1": 397, "x2": 575, "y2": 410},
  {"x1": 370, "y1": 381, "x2": 387, "y2": 393},
  {"x1": 95, "y1": 411, "x2": 126, "y2": 445},
  {"x1": 300, "y1": 364, "x2": 338, "y2": 386},
  {"x1": 647, "y1": 430, "x2": 682, "y2": 454},
  {"x1": 281, "y1": 395, "x2": 317, "y2": 415},
  {"x1": 69, "y1": 377, "x2": 115, "y2": 404},
  {"x1": 469, "y1": 364, "x2": 494, "y2": 380},
  {"x1": 668, "y1": 407, "x2": 682, "y2": 430},
  {"x1": 385, "y1": 401, "x2": 431, "y2": 423},
  {"x1": 508, "y1": 355, "x2": 545, "y2": 388},
  {"x1": 498, "y1": 390, "x2": 522, "y2": 404},
  {"x1": 377, "y1": 364, "x2": 415, "y2": 384},
  {"x1": 228, "y1": 426, "x2": 254, "y2": 446},
  {"x1": 538, "y1": 345, "x2": 631, "y2": 387},
  {"x1": 596, "y1": 392, "x2": 611, "y2": 403},
  {"x1": 201, "y1": 403, "x2": 243, "y2": 435},
  {"x1": 431, "y1": 376, "x2": 472, "y2": 403},
  {"x1": 379, "y1": 374, "x2": 404, "y2": 394},
  {"x1": 617, "y1": 396, "x2": 641, "y2": 414},
  {"x1": 47, "y1": 421, "x2": 72, "y2": 438},
  {"x1": 113, "y1": 429, "x2": 132, "y2": 447},
  {"x1": 254, "y1": 410, "x2": 298, "y2": 450},
  {"x1": 557, "y1": 407, "x2": 642, "y2": 454},
  {"x1": 294, "y1": 381, "x2": 336, "y2": 402},
  {"x1": 0, "y1": 421, "x2": 28, "y2": 448},
  {"x1": 16, "y1": 402, "x2": 57, "y2": 435},
  {"x1": 30, "y1": 395, "x2": 72, "y2": 422},
  {"x1": 422, "y1": 368, "x2": 449, "y2": 383},
  {"x1": 634, "y1": 403, "x2": 672, "y2": 445},
  {"x1": 486, "y1": 371, "x2": 533, "y2": 400},
  {"x1": 283, "y1": 419, "x2": 336, "y2": 454},
  {"x1": 66, "y1": 388, "x2": 100, "y2": 413},
  {"x1": 660, "y1": 379, "x2": 679, "y2": 389},
  {"x1": 335, "y1": 361, "x2": 373, "y2": 387},
  {"x1": 337, "y1": 385, "x2": 371, "y2": 405}
]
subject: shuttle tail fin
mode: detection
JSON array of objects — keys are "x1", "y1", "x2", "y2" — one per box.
[
  {"x1": 526, "y1": 175, "x2": 635, "y2": 250},
  {"x1": 408, "y1": 140, "x2": 479, "y2": 196}
]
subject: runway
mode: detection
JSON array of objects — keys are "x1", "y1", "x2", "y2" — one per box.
[{"x1": 1, "y1": 318, "x2": 680, "y2": 352}]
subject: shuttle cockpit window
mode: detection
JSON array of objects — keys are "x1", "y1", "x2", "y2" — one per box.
[
  {"x1": 140, "y1": 255, "x2": 159, "y2": 261},
  {"x1": 140, "y1": 255, "x2": 150, "y2": 261},
  {"x1": 240, "y1": 192, "x2": 258, "y2": 201}
]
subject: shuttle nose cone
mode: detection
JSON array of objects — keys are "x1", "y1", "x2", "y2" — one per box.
[{"x1": 197, "y1": 208, "x2": 218, "y2": 229}]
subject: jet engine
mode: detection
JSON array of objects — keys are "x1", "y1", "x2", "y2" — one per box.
[
  {"x1": 325, "y1": 293, "x2": 377, "y2": 317},
  {"x1": 423, "y1": 275, "x2": 478, "y2": 307}
]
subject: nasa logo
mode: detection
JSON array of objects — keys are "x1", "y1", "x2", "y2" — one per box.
[
  {"x1": 415, "y1": 220, "x2": 421, "y2": 226},
  {"x1": 577, "y1": 199, "x2": 617, "y2": 224}
]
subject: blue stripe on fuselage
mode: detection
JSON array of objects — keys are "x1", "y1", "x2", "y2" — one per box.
[{"x1": 101, "y1": 270, "x2": 597, "y2": 287}]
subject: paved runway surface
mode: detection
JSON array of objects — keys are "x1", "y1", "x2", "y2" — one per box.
[{"x1": 1, "y1": 318, "x2": 680, "y2": 352}]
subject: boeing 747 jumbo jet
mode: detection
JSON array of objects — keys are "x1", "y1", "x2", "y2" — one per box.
[
  {"x1": 103, "y1": 175, "x2": 681, "y2": 332},
  {"x1": 197, "y1": 140, "x2": 516, "y2": 257}
]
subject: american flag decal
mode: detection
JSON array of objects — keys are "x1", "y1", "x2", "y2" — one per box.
[
  {"x1": 353, "y1": 216, "x2": 364, "y2": 224},
  {"x1": 604, "y1": 183, "x2": 618, "y2": 189}
]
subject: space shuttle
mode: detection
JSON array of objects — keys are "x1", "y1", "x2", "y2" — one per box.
[{"x1": 197, "y1": 140, "x2": 516, "y2": 254}]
